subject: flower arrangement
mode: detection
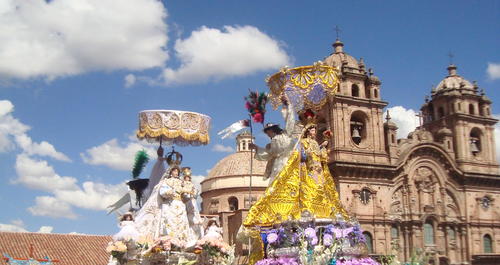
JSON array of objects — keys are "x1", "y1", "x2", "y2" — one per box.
[
  {"x1": 245, "y1": 90, "x2": 268, "y2": 124},
  {"x1": 259, "y1": 221, "x2": 380, "y2": 265},
  {"x1": 196, "y1": 238, "x2": 235, "y2": 265},
  {"x1": 255, "y1": 257, "x2": 300, "y2": 265},
  {"x1": 106, "y1": 240, "x2": 128, "y2": 263}
]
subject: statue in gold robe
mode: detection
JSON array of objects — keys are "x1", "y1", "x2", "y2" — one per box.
[{"x1": 244, "y1": 121, "x2": 348, "y2": 228}]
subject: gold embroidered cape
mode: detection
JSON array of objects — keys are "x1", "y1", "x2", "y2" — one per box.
[{"x1": 244, "y1": 138, "x2": 348, "y2": 227}]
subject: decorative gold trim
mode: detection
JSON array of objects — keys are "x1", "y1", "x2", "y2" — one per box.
[
  {"x1": 136, "y1": 110, "x2": 211, "y2": 146},
  {"x1": 266, "y1": 63, "x2": 340, "y2": 110}
]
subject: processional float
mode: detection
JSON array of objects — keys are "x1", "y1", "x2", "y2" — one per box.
[
  {"x1": 106, "y1": 110, "x2": 235, "y2": 265},
  {"x1": 238, "y1": 62, "x2": 381, "y2": 265}
]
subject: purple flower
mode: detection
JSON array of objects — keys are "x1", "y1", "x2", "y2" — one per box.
[
  {"x1": 310, "y1": 236, "x2": 318, "y2": 246},
  {"x1": 304, "y1": 227, "x2": 316, "y2": 239},
  {"x1": 267, "y1": 232, "x2": 279, "y2": 244},
  {"x1": 323, "y1": 233, "x2": 333, "y2": 246}
]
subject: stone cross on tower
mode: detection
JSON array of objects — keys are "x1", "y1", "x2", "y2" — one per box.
[
  {"x1": 448, "y1": 51, "x2": 454, "y2": 65},
  {"x1": 334, "y1": 25, "x2": 342, "y2": 40}
]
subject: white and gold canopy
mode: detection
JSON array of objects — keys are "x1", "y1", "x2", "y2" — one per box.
[
  {"x1": 266, "y1": 62, "x2": 340, "y2": 111},
  {"x1": 136, "y1": 110, "x2": 211, "y2": 146}
]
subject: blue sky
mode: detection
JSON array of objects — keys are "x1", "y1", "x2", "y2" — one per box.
[{"x1": 0, "y1": 0, "x2": 499, "y2": 235}]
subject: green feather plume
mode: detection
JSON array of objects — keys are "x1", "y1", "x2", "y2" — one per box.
[{"x1": 132, "y1": 150, "x2": 149, "y2": 179}]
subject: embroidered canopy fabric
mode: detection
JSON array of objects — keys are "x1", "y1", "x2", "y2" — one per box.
[
  {"x1": 267, "y1": 63, "x2": 340, "y2": 112},
  {"x1": 136, "y1": 110, "x2": 211, "y2": 146}
]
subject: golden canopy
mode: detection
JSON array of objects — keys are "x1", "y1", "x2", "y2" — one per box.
[
  {"x1": 266, "y1": 62, "x2": 340, "y2": 111},
  {"x1": 136, "y1": 110, "x2": 211, "y2": 146}
]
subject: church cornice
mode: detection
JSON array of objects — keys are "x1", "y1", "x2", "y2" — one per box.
[{"x1": 332, "y1": 94, "x2": 388, "y2": 107}]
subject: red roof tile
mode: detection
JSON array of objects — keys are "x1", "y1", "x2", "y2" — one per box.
[{"x1": 0, "y1": 232, "x2": 112, "y2": 265}]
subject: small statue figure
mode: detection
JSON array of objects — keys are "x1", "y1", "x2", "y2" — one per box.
[{"x1": 113, "y1": 212, "x2": 139, "y2": 242}]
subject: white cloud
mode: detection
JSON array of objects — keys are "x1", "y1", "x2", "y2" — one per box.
[
  {"x1": 0, "y1": 219, "x2": 54, "y2": 233},
  {"x1": 14, "y1": 154, "x2": 78, "y2": 192},
  {"x1": 487, "y1": 63, "x2": 500, "y2": 80},
  {"x1": 54, "y1": 181, "x2": 127, "y2": 211},
  {"x1": 28, "y1": 196, "x2": 77, "y2": 219},
  {"x1": 385, "y1": 106, "x2": 420, "y2": 139},
  {"x1": 14, "y1": 154, "x2": 128, "y2": 218},
  {"x1": 81, "y1": 138, "x2": 155, "y2": 171},
  {"x1": 0, "y1": 220, "x2": 27, "y2": 232},
  {"x1": 162, "y1": 25, "x2": 290, "y2": 84},
  {"x1": 15, "y1": 134, "x2": 71, "y2": 162},
  {"x1": 0, "y1": 100, "x2": 70, "y2": 161},
  {"x1": 124, "y1": 74, "x2": 136, "y2": 88},
  {"x1": 0, "y1": 0, "x2": 168, "y2": 80},
  {"x1": 37, "y1": 226, "x2": 54, "y2": 233},
  {"x1": 11, "y1": 219, "x2": 24, "y2": 227},
  {"x1": 212, "y1": 144, "x2": 234, "y2": 153}
]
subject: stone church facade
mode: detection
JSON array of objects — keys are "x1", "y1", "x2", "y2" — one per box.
[{"x1": 201, "y1": 39, "x2": 500, "y2": 265}]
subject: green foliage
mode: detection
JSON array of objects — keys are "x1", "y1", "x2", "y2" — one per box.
[{"x1": 132, "y1": 150, "x2": 149, "y2": 179}]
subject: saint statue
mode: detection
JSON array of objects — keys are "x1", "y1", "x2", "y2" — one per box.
[
  {"x1": 244, "y1": 110, "x2": 348, "y2": 227},
  {"x1": 181, "y1": 167, "x2": 204, "y2": 240},
  {"x1": 134, "y1": 152, "x2": 202, "y2": 248},
  {"x1": 249, "y1": 101, "x2": 296, "y2": 184},
  {"x1": 142, "y1": 146, "x2": 166, "y2": 201}
]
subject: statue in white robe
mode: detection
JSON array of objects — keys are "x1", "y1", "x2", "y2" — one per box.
[
  {"x1": 182, "y1": 173, "x2": 204, "y2": 242},
  {"x1": 142, "y1": 146, "x2": 166, "y2": 202},
  {"x1": 250, "y1": 103, "x2": 296, "y2": 185},
  {"x1": 134, "y1": 167, "x2": 199, "y2": 248}
]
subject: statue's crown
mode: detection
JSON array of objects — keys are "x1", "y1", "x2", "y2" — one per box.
[{"x1": 166, "y1": 149, "x2": 183, "y2": 167}]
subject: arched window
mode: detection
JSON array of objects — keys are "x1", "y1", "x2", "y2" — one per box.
[
  {"x1": 391, "y1": 134, "x2": 396, "y2": 144},
  {"x1": 447, "y1": 227, "x2": 456, "y2": 241},
  {"x1": 363, "y1": 232, "x2": 373, "y2": 253},
  {"x1": 483, "y1": 234, "x2": 493, "y2": 253},
  {"x1": 391, "y1": 226, "x2": 399, "y2": 239},
  {"x1": 350, "y1": 111, "x2": 367, "y2": 145},
  {"x1": 487, "y1": 108, "x2": 491, "y2": 116},
  {"x1": 374, "y1": 89, "x2": 379, "y2": 98},
  {"x1": 352, "y1": 84, "x2": 360, "y2": 97},
  {"x1": 438, "y1": 107, "x2": 445, "y2": 118},
  {"x1": 470, "y1": 128, "x2": 482, "y2": 156},
  {"x1": 365, "y1": 86, "x2": 371, "y2": 99},
  {"x1": 457, "y1": 102, "x2": 462, "y2": 111},
  {"x1": 228, "y1": 196, "x2": 239, "y2": 211},
  {"x1": 469, "y1": 104, "x2": 475, "y2": 115},
  {"x1": 428, "y1": 103, "x2": 435, "y2": 122},
  {"x1": 360, "y1": 188, "x2": 372, "y2": 204},
  {"x1": 424, "y1": 222, "x2": 435, "y2": 245}
]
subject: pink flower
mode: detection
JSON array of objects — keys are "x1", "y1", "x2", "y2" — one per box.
[
  {"x1": 266, "y1": 233, "x2": 279, "y2": 244},
  {"x1": 310, "y1": 236, "x2": 318, "y2": 246},
  {"x1": 304, "y1": 227, "x2": 316, "y2": 238},
  {"x1": 252, "y1": 113, "x2": 263, "y2": 123},
  {"x1": 323, "y1": 234, "x2": 333, "y2": 246}
]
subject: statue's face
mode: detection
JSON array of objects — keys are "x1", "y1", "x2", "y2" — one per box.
[
  {"x1": 171, "y1": 169, "x2": 179, "y2": 178},
  {"x1": 265, "y1": 130, "x2": 276, "y2": 139},
  {"x1": 308, "y1": 127, "x2": 317, "y2": 138}
]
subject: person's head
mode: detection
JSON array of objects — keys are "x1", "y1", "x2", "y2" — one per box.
[
  {"x1": 263, "y1": 123, "x2": 283, "y2": 139},
  {"x1": 120, "y1": 213, "x2": 134, "y2": 221},
  {"x1": 183, "y1": 175, "x2": 192, "y2": 182},
  {"x1": 304, "y1": 125, "x2": 317, "y2": 138},
  {"x1": 169, "y1": 167, "x2": 180, "y2": 178},
  {"x1": 207, "y1": 220, "x2": 218, "y2": 227}
]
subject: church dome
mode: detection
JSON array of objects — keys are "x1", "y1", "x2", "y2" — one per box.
[
  {"x1": 206, "y1": 152, "x2": 266, "y2": 179},
  {"x1": 435, "y1": 64, "x2": 474, "y2": 93},
  {"x1": 201, "y1": 132, "x2": 268, "y2": 193},
  {"x1": 323, "y1": 40, "x2": 362, "y2": 73}
]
